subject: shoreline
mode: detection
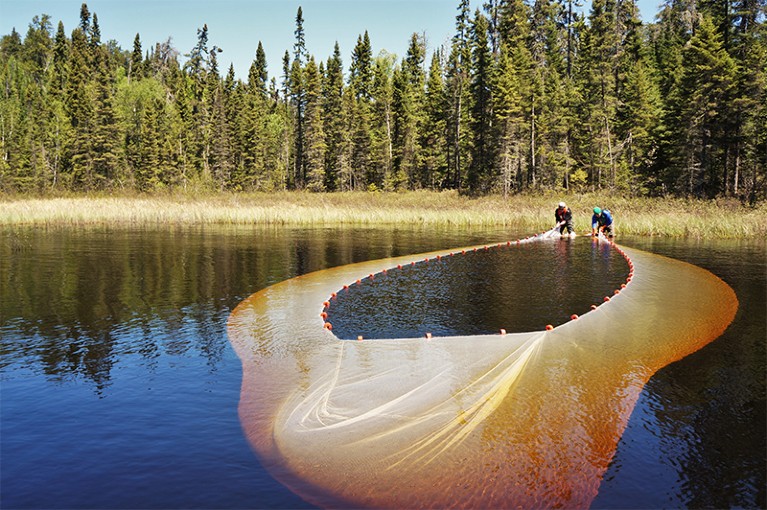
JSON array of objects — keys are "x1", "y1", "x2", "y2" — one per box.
[{"x1": 1, "y1": 191, "x2": 764, "y2": 238}]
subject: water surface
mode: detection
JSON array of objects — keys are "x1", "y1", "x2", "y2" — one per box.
[{"x1": 1, "y1": 226, "x2": 764, "y2": 509}]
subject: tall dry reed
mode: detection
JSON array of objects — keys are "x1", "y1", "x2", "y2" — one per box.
[{"x1": 1, "y1": 191, "x2": 764, "y2": 238}]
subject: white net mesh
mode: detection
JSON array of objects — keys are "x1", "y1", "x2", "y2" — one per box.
[{"x1": 228, "y1": 235, "x2": 737, "y2": 509}]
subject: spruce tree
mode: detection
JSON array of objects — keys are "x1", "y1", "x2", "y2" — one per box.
[
  {"x1": 422, "y1": 51, "x2": 448, "y2": 188},
  {"x1": 468, "y1": 10, "x2": 494, "y2": 192},
  {"x1": 445, "y1": 0, "x2": 473, "y2": 189},
  {"x1": 248, "y1": 41, "x2": 268, "y2": 96},
  {"x1": 290, "y1": 7, "x2": 307, "y2": 187},
  {"x1": 304, "y1": 56, "x2": 326, "y2": 191},
  {"x1": 79, "y1": 3, "x2": 90, "y2": 33},
  {"x1": 392, "y1": 33, "x2": 426, "y2": 188},
  {"x1": 349, "y1": 33, "x2": 375, "y2": 187},
  {"x1": 494, "y1": 41, "x2": 526, "y2": 195},
  {"x1": 130, "y1": 33, "x2": 143, "y2": 81},
  {"x1": 350, "y1": 31, "x2": 373, "y2": 100},
  {"x1": 666, "y1": 14, "x2": 737, "y2": 197},
  {"x1": 372, "y1": 52, "x2": 396, "y2": 189},
  {"x1": 89, "y1": 43, "x2": 122, "y2": 188},
  {"x1": 322, "y1": 42, "x2": 346, "y2": 190},
  {"x1": 576, "y1": 0, "x2": 621, "y2": 189},
  {"x1": 66, "y1": 26, "x2": 94, "y2": 189}
]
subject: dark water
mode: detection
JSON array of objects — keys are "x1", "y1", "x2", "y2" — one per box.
[
  {"x1": 330, "y1": 239, "x2": 629, "y2": 339},
  {"x1": 1, "y1": 226, "x2": 764, "y2": 509}
]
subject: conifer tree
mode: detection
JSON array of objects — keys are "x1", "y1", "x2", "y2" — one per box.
[
  {"x1": 576, "y1": 0, "x2": 621, "y2": 189},
  {"x1": 79, "y1": 3, "x2": 90, "y2": 33},
  {"x1": 66, "y1": 26, "x2": 94, "y2": 189},
  {"x1": 422, "y1": 51, "x2": 448, "y2": 188},
  {"x1": 349, "y1": 33, "x2": 375, "y2": 187},
  {"x1": 304, "y1": 56, "x2": 326, "y2": 191},
  {"x1": 208, "y1": 62, "x2": 234, "y2": 190},
  {"x1": 468, "y1": 9, "x2": 494, "y2": 192},
  {"x1": 89, "y1": 43, "x2": 122, "y2": 188},
  {"x1": 665, "y1": 14, "x2": 737, "y2": 196},
  {"x1": 23, "y1": 15, "x2": 53, "y2": 85},
  {"x1": 445, "y1": 0, "x2": 473, "y2": 189},
  {"x1": 350, "y1": 31, "x2": 373, "y2": 100},
  {"x1": 290, "y1": 7, "x2": 307, "y2": 188},
  {"x1": 51, "y1": 21, "x2": 69, "y2": 95},
  {"x1": 0, "y1": 28, "x2": 22, "y2": 57},
  {"x1": 731, "y1": 1, "x2": 766, "y2": 201},
  {"x1": 494, "y1": 41, "x2": 526, "y2": 195},
  {"x1": 1, "y1": 0, "x2": 764, "y2": 198},
  {"x1": 372, "y1": 51, "x2": 396, "y2": 188},
  {"x1": 322, "y1": 42, "x2": 346, "y2": 190},
  {"x1": 90, "y1": 13, "x2": 101, "y2": 51},
  {"x1": 248, "y1": 41, "x2": 268, "y2": 96},
  {"x1": 392, "y1": 33, "x2": 426, "y2": 188},
  {"x1": 130, "y1": 33, "x2": 143, "y2": 81}
]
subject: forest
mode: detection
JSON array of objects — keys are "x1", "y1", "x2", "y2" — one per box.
[{"x1": 0, "y1": 0, "x2": 765, "y2": 201}]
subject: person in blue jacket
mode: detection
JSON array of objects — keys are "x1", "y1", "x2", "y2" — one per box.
[{"x1": 591, "y1": 207, "x2": 614, "y2": 237}]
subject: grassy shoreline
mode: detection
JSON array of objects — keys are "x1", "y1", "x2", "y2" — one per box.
[{"x1": 1, "y1": 191, "x2": 764, "y2": 238}]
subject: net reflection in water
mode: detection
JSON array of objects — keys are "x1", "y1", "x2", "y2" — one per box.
[{"x1": 227, "y1": 238, "x2": 737, "y2": 509}]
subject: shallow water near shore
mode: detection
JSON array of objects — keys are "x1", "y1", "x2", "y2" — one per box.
[{"x1": 1, "y1": 225, "x2": 764, "y2": 509}]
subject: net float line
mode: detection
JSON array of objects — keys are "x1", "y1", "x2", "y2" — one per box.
[{"x1": 322, "y1": 228, "x2": 636, "y2": 338}]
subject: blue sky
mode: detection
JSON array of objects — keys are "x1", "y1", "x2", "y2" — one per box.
[{"x1": 1, "y1": 0, "x2": 660, "y2": 82}]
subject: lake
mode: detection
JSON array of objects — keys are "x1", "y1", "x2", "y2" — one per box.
[{"x1": 1, "y1": 225, "x2": 764, "y2": 509}]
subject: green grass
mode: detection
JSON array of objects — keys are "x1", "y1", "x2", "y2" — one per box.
[{"x1": 1, "y1": 191, "x2": 764, "y2": 238}]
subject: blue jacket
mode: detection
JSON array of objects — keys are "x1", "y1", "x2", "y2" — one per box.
[{"x1": 592, "y1": 210, "x2": 613, "y2": 229}]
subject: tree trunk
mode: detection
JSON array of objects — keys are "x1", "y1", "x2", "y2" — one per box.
[{"x1": 530, "y1": 98, "x2": 536, "y2": 187}]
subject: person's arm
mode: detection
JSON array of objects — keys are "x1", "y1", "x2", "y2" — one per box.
[{"x1": 591, "y1": 215, "x2": 598, "y2": 235}]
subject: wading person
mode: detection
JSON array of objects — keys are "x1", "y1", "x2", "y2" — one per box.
[
  {"x1": 555, "y1": 201, "x2": 575, "y2": 238},
  {"x1": 591, "y1": 207, "x2": 614, "y2": 237}
]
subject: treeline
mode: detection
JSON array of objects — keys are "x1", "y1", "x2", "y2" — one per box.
[{"x1": 1, "y1": 1, "x2": 765, "y2": 200}]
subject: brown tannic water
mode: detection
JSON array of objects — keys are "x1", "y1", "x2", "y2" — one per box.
[{"x1": 1, "y1": 225, "x2": 764, "y2": 509}]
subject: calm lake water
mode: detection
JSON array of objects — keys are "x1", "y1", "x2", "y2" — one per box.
[{"x1": 1, "y1": 225, "x2": 764, "y2": 509}]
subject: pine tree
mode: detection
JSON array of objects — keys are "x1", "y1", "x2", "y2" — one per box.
[
  {"x1": 468, "y1": 9, "x2": 494, "y2": 192},
  {"x1": 89, "y1": 13, "x2": 101, "y2": 51},
  {"x1": 304, "y1": 56, "x2": 326, "y2": 191},
  {"x1": 349, "y1": 33, "x2": 375, "y2": 188},
  {"x1": 208, "y1": 61, "x2": 234, "y2": 190},
  {"x1": 23, "y1": 15, "x2": 53, "y2": 85},
  {"x1": 130, "y1": 33, "x2": 143, "y2": 82},
  {"x1": 494, "y1": 41, "x2": 527, "y2": 195},
  {"x1": 422, "y1": 51, "x2": 448, "y2": 188},
  {"x1": 290, "y1": 7, "x2": 307, "y2": 188},
  {"x1": 576, "y1": 0, "x2": 621, "y2": 189},
  {"x1": 248, "y1": 41, "x2": 268, "y2": 96},
  {"x1": 445, "y1": 0, "x2": 473, "y2": 189},
  {"x1": 0, "y1": 28, "x2": 22, "y2": 58},
  {"x1": 372, "y1": 51, "x2": 396, "y2": 189},
  {"x1": 350, "y1": 31, "x2": 373, "y2": 100},
  {"x1": 730, "y1": 0, "x2": 766, "y2": 201},
  {"x1": 530, "y1": 0, "x2": 573, "y2": 190},
  {"x1": 322, "y1": 42, "x2": 346, "y2": 190},
  {"x1": 90, "y1": 43, "x2": 122, "y2": 188},
  {"x1": 665, "y1": 14, "x2": 737, "y2": 197},
  {"x1": 66, "y1": 26, "x2": 94, "y2": 189},
  {"x1": 280, "y1": 49, "x2": 293, "y2": 187},
  {"x1": 392, "y1": 33, "x2": 426, "y2": 188},
  {"x1": 79, "y1": 3, "x2": 90, "y2": 33}
]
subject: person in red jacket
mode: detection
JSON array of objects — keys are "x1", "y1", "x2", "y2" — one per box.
[{"x1": 555, "y1": 201, "x2": 575, "y2": 238}]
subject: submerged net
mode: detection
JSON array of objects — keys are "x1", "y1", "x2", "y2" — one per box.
[
  {"x1": 328, "y1": 232, "x2": 629, "y2": 338},
  {"x1": 227, "y1": 230, "x2": 737, "y2": 509}
]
